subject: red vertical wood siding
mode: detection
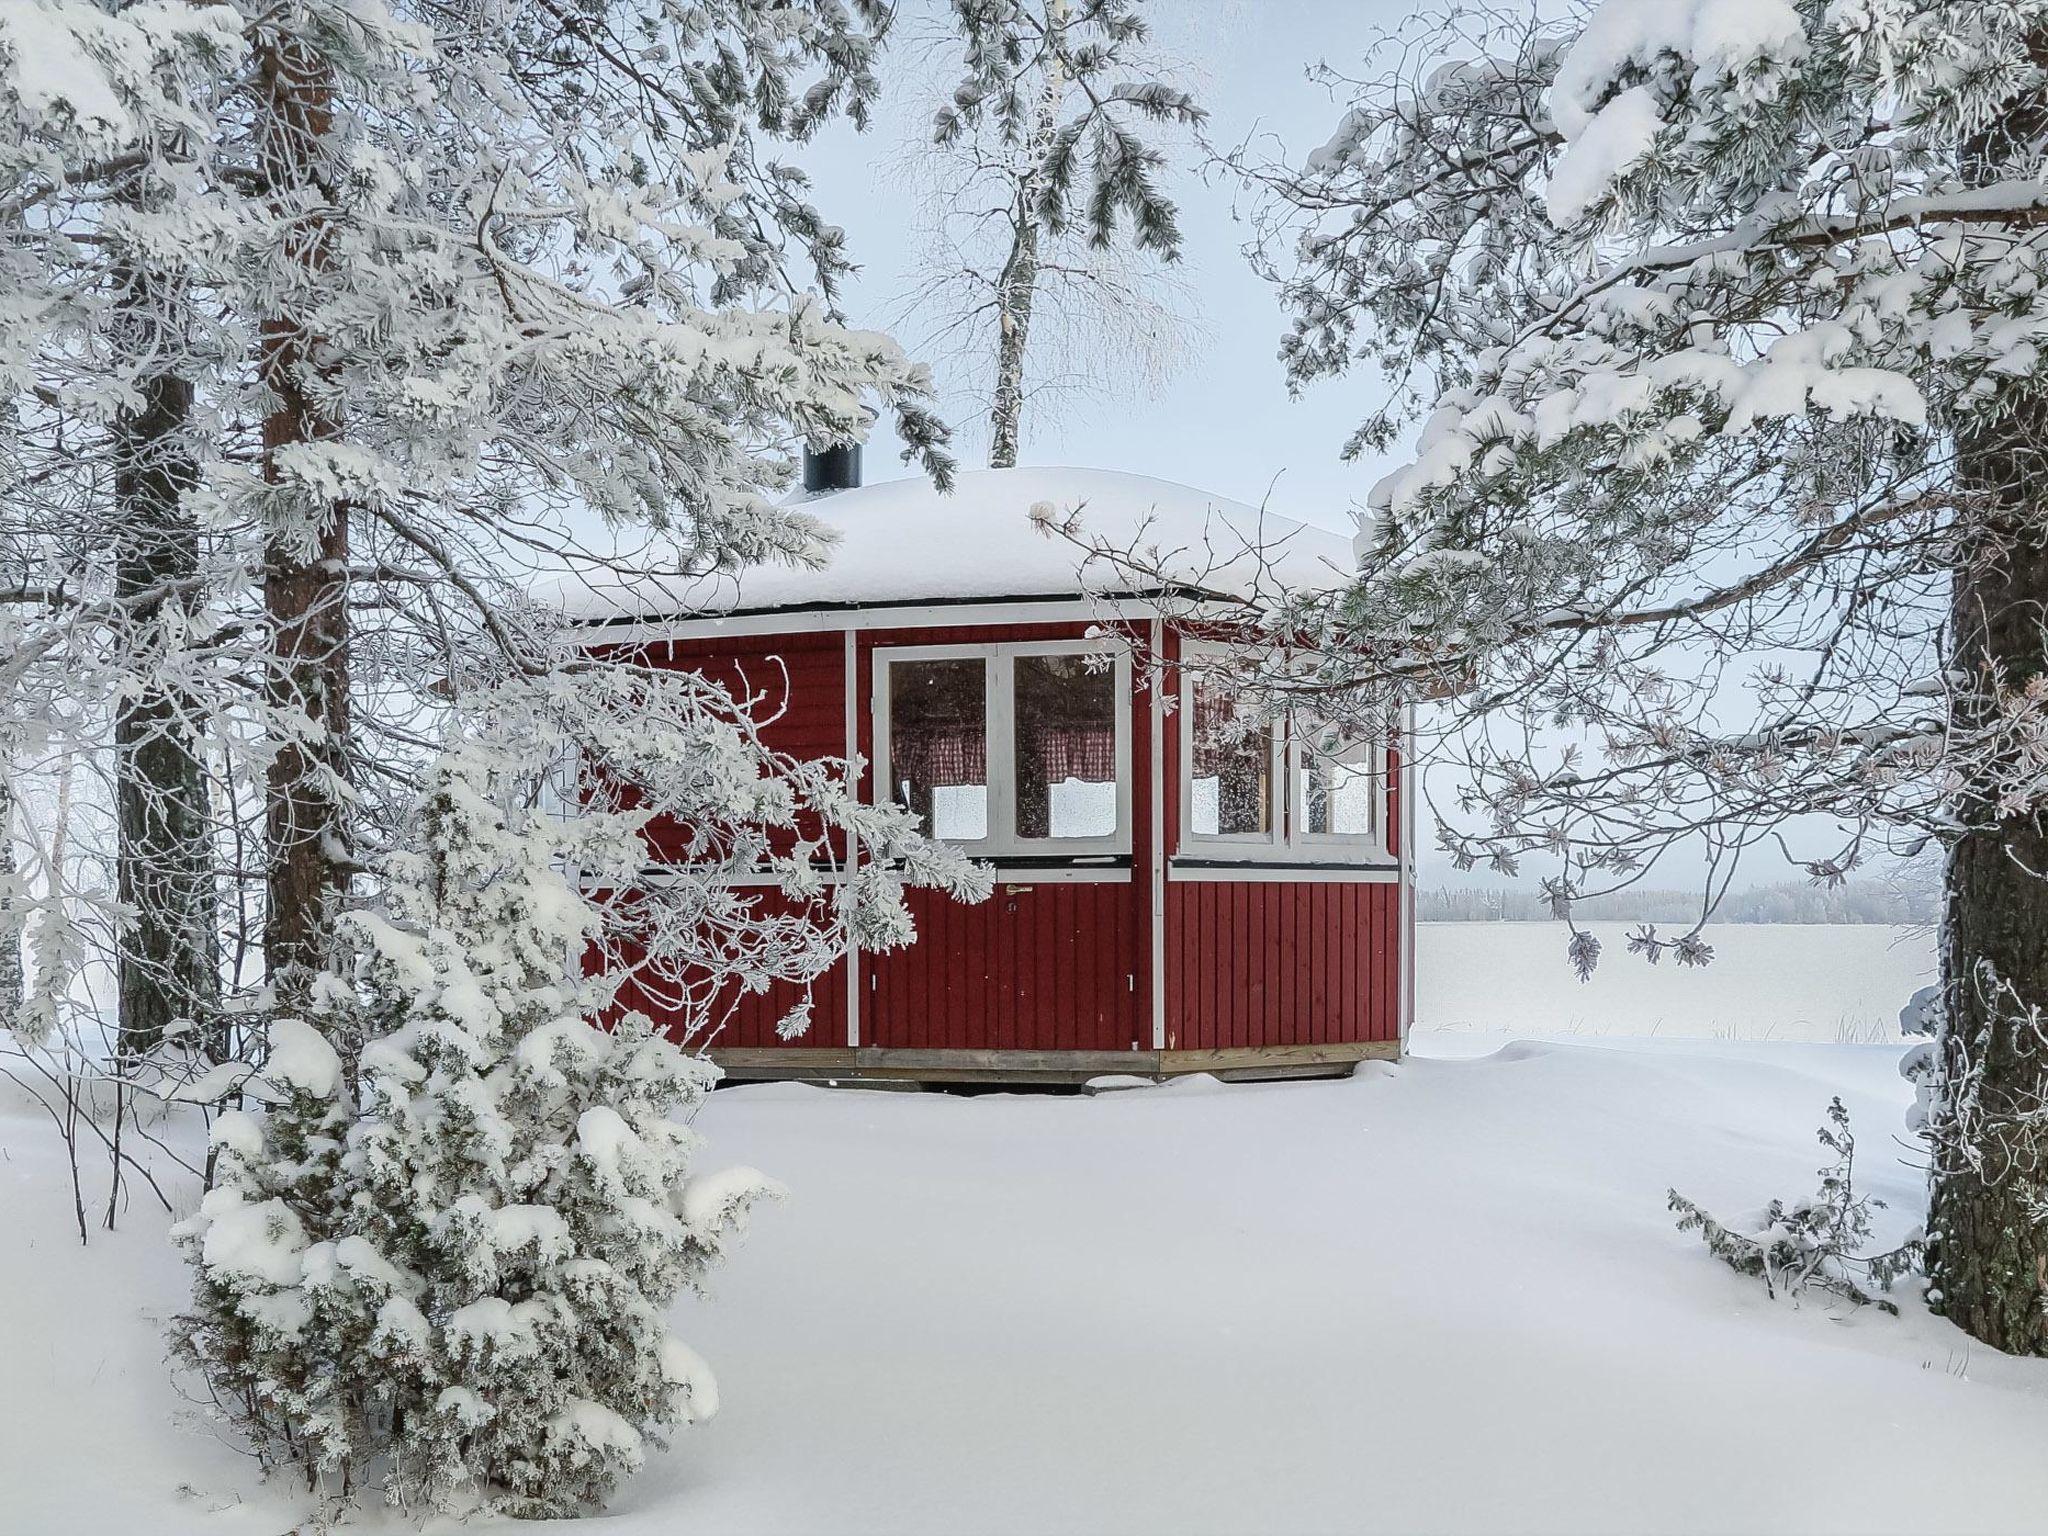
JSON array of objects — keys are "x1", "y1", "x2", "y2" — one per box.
[
  {"x1": 646, "y1": 632, "x2": 850, "y2": 863},
  {"x1": 1161, "y1": 882, "x2": 1404, "y2": 1050},
  {"x1": 865, "y1": 882, "x2": 1140, "y2": 1051},
  {"x1": 592, "y1": 633, "x2": 853, "y2": 1049},
  {"x1": 856, "y1": 620, "x2": 1144, "y2": 1053},
  {"x1": 652, "y1": 632, "x2": 847, "y2": 758},
  {"x1": 600, "y1": 613, "x2": 1409, "y2": 1059},
  {"x1": 595, "y1": 888, "x2": 852, "y2": 1051}
]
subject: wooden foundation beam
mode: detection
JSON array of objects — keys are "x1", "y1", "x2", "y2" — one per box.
[{"x1": 709, "y1": 1040, "x2": 1399, "y2": 1086}]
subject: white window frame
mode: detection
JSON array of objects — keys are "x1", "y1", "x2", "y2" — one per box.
[
  {"x1": 1288, "y1": 718, "x2": 1390, "y2": 858},
  {"x1": 1174, "y1": 646, "x2": 1393, "y2": 865},
  {"x1": 873, "y1": 638, "x2": 1132, "y2": 859},
  {"x1": 1178, "y1": 652, "x2": 1284, "y2": 855}
]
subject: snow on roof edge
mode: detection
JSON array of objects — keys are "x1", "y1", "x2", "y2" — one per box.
[{"x1": 550, "y1": 466, "x2": 1357, "y2": 624}]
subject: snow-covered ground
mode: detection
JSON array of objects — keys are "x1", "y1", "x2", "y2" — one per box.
[
  {"x1": 8, "y1": 927, "x2": 2044, "y2": 1536},
  {"x1": 1420, "y1": 921, "x2": 1936, "y2": 1044}
]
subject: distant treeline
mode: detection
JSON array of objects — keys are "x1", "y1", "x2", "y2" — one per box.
[{"x1": 1419, "y1": 879, "x2": 1940, "y2": 925}]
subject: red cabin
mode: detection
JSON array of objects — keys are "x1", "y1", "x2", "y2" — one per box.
[{"x1": 576, "y1": 463, "x2": 1413, "y2": 1084}]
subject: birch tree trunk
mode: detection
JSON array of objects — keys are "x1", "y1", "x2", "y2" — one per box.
[
  {"x1": 986, "y1": 0, "x2": 1066, "y2": 471},
  {"x1": 256, "y1": 34, "x2": 351, "y2": 1010},
  {"x1": 110, "y1": 234, "x2": 217, "y2": 1053},
  {"x1": 988, "y1": 207, "x2": 1039, "y2": 470}
]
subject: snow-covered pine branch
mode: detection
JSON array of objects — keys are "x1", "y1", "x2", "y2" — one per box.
[
  {"x1": 4, "y1": 0, "x2": 988, "y2": 1512},
  {"x1": 1214, "y1": 0, "x2": 2048, "y2": 1353}
]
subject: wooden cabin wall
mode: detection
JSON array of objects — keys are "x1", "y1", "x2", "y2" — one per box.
[
  {"x1": 1162, "y1": 882, "x2": 1402, "y2": 1049},
  {"x1": 855, "y1": 619, "x2": 1149, "y2": 1054},
  {"x1": 1156, "y1": 627, "x2": 1405, "y2": 1050},
  {"x1": 605, "y1": 632, "x2": 853, "y2": 1049},
  {"x1": 870, "y1": 885, "x2": 1141, "y2": 1052},
  {"x1": 606, "y1": 613, "x2": 1408, "y2": 1062},
  {"x1": 596, "y1": 914, "x2": 851, "y2": 1053}
]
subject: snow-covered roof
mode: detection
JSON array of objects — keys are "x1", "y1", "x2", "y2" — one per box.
[{"x1": 557, "y1": 466, "x2": 1356, "y2": 623}]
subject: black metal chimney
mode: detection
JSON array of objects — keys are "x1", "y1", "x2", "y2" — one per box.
[{"x1": 801, "y1": 442, "x2": 862, "y2": 494}]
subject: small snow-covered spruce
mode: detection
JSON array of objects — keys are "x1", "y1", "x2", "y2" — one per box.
[
  {"x1": 1669, "y1": 1099, "x2": 1923, "y2": 1313},
  {"x1": 171, "y1": 1014, "x2": 354, "y2": 1479},
  {"x1": 173, "y1": 769, "x2": 752, "y2": 1513},
  {"x1": 174, "y1": 676, "x2": 979, "y2": 1513},
  {"x1": 172, "y1": 706, "x2": 845, "y2": 1515}
]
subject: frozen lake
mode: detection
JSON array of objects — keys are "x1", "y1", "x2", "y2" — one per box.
[{"x1": 1417, "y1": 921, "x2": 1936, "y2": 1045}]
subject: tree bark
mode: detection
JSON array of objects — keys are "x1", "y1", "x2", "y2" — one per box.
[
  {"x1": 110, "y1": 239, "x2": 217, "y2": 1054},
  {"x1": 1924, "y1": 29, "x2": 2048, "y2": 1356},
  {"x1": 256, "y1": 34, "x2": 351, "y2": 1011},
  {"x1": 1928, "y1": 388, "x2": 2048, "y2": 1354},
  {"x1": 0, "y1": 771, "x2": 20, "y2": 1025},
  {"x1": 987, "y1": 2, "x2": 1066, "y2": 472},
  {"x1": 987, "y1": 208, "x2": 1038, "y2": 470}
]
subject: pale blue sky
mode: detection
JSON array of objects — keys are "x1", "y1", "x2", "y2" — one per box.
[
  {"x1": 793, "y1": 1, "x2": 1412, "y2": 532},
  {"x1": 785, "y1": 3, "x2": 1884, "y2": 895}
]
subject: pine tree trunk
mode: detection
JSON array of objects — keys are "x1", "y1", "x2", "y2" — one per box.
[
  {"x1": 1924, "y1": 30, "x2": 2048, "y2": 1356},
  {"x1": 110, "y1": 238, "x2": 217, "y2": 1055},
  {"x1": 1928, "y1": 389, "x2": 2048, "y2": 1354},
  {"x1": 256, "y1": 34, "x2": 351, "y2": 1010}
]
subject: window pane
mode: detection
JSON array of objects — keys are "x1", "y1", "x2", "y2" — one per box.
[
  {"x1": 888, "y1": 658, "x2": 988, "y2": 840},
  {"x1": 1190, "y1": 675, "x2": 1272, "y2": 837},
  {"x1": 1014, "y1": 653, "x2": 1119, "y2": 840},
  {"x1": 1302, "y1": 723, "x2": 1377, "y2": 836}
]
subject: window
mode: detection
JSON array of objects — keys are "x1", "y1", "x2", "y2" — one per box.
[
  {"x1": 887, "y1": 657, "x2": 989, "y2": 842},
  {"x1": 1183, "y1": 667, "x2": 1280, "y2": 847},
  {"x1": 1179, "y1": 648, "x2": 1388, "y2": 862},
  {"x1": 1296, "y1": 720, "x2": 1381, "y2": 842},
  {"x1": 1014, "y1": 652, "x2": 1119, "y2": 840},
  {"x1": 876, "y1": 642, "x2": 1130, "y2": 858}
]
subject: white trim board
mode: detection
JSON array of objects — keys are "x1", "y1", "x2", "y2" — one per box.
[
  {"x1": 843, "y1": 625, "x2": 861, "y2": 1049},
  {"x1": 596, "y1": 863, "x2": 1132, "y2": 890},
  {"x1": 1399, "y1": 700, "x2": 1418, "y2": 1048},
  {"x1": 992, "y1": 866, "x2": 1133, "y2": 886},
  {"x1": 576, "y1": 596, "x2": 1225, "y2": 645},
  {"x1": 1148, "y1": 617, "x2": 1167, "y2": 1052},
  {"x1": 1167, "y1": 862, "x2": 1401, "y2": 885}
]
